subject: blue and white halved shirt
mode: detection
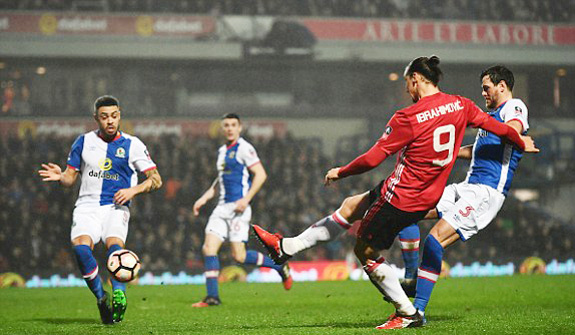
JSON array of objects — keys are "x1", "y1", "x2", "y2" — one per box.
[
  {"x1": 67, "y1": 131, "x2": 156, "y2": 207},
  {"x1": 216, "y1": 137, "x2": 260, "y2": 204},
  {"x1": 465, "y1": 98, "x2": 529, "y2": 196}
]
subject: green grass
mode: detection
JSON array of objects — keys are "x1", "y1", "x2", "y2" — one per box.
[{"x1": 1, "y1": 275, "x2": 574, "y2": 334}]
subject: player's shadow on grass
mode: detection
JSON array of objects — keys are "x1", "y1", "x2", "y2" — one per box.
[
  {"x1": 241, "y1": 315, "x2": 463, "y2": 330},
  {"x1": 237, "y1": 321, "x2": 383, "y2": 330},
  {"x1": 30, "y1": 318, "x2": 98, "y2": 325}
]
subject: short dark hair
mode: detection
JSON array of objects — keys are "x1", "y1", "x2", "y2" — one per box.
[
  {"x1": 404, "y1": 55, "x2": 443, "y2": 86},
  {"x1": 221, "y1": 113, "x2": 240, "y2": 122},
  {"x1": 481, "y1": 65, "x2": 514, "y2": 91},
  {"x1": 93, "y1": 95, "x2": 120, "y2": 114}
]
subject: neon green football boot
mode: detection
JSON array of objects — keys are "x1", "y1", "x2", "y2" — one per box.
[{"x1": 112, "y1": 289, "x2": 127, "y2": 323}]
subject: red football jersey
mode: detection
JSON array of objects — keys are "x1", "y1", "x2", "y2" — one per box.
[{"x1": 340, "y1": 92, "x2": 494, "y2": 212}]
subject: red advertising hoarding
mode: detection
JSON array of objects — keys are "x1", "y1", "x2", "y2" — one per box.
[
  {"x1": 1, "y1": 13, "x2": 573, "y2": 46},
  {"x1": 301, "y1": 18, "x2": 575, "y2": 46}
]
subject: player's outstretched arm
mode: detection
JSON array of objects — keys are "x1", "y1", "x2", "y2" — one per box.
[
  {"x1": 113, "y1": 168, "x2": 162, "y2": 206},
  {"x1": 477, "y1": 117, "x2": 540, "y2": 153},
  {"x1": 38, "y1": 163, "x2": 78, "y2": 187},
  {"x1": 506, "y1": 120, "x2": 539, "y2": 154},
  {"x1": 329, "y1": 113, "x2": 412, "y2": 184},
  {"x1": 235, "y1": 162, "x2": 267, "y2": 213},
  {"x1": 193, "y1": 177, "x2": 219, "y2": 216},
  {"x1": 329, "y1": 142, "x2": 389, "y2": 183}
]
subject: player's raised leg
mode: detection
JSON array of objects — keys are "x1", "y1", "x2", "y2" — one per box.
[
  {"x1": 193, "y1": 233, "x2": 223, "y2": 307},
  {"x1": 252, "y1": 192, "x2": 371, "y2": 264},
  {"x1": 72, "y1": 235, "x2": 113, "y2": 325},
  {"x1": 251, "y1": 213, "x2": 347, "y2": 266}
]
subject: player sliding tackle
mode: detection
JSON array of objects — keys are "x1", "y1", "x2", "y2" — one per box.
[
  {"x1": 38, "y1": 96, "x2": 162, "y2": 324},
  {"x1": 254, "y1": 56, "x2": 539, "y2": 329}
]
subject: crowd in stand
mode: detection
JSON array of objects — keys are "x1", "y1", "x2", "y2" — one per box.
[
  {"x1": 0, "y1": 131, "x2": 572, "y2": 278},
  {"x1": 1, "y1": 0, "x2": 574, "y2": 22}
]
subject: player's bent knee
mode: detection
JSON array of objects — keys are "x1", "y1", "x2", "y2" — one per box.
[
  {"x1": 429, "y1": 219, "x2": 459, "y2": 248},
  {"x1": 105, "y1": 237, "x2": 124, "y2": 249},
  {"x1": 339, "y1": 197, "x2": 356, "y2": 218},
  {"x1": 230, "y1": 244, "x2": 247, "y2": 263},
  {"x1": 340, "y1": 193, "x2": 370, "y2": 222},
  {"x1": 72, "y1": 235, "x2": 93, "y2": 248},
  {"x1": 339, "y1": 195, "x2": 361, "y2": 219},
  {"x1": 428, "y1": 229, "x2": 445, "y2": 247}
]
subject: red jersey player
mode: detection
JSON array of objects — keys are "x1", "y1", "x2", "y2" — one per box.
[{"x1": 324, "y1": 55, "x2": 538, "y2": 329}]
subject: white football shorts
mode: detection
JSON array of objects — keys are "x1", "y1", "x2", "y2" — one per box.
[
  {"x1": 205, "y1": 202, "x2": 252, "y2": 243},
  {"x1": 436, "y1": 182, "x2": 505, "y2": 241},
  {"x1": 71, "y1": 204, "x2": 130, "y2": 244}
]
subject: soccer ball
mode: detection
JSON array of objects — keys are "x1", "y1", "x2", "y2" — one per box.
[{"x1": 107, "y1": 249, "x2": 141, "y2": 282}]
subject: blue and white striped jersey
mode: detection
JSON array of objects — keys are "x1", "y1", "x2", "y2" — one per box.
[
  {"x1": 465, "y1": 98, "x2": 529, "y2": 196},
  {"x1": 67, "y1": 131, "x2": 156, "y2": 207},
  {"x1": 216, "y1": 137, "x2": 260, "y2": 204}
]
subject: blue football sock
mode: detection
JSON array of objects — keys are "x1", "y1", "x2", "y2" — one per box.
[
  {"x1": 413, "y1": 235, "x2": 444, "y2": 312},
  {"x1": 204, "y1": 256, "x2": 220, "y2": 298},
  {"x1": 73, "y1": 245, "x2": 105, "y2": 300},
  {"x1": 106, "y1": 244, "x2": 126, "y2": 292},
  {"x1": 398, "y1": 223, "x2": 420, "y2": 280},
  {"x1": 244, "y1": 250, "x2": 282, "y2": 272}
]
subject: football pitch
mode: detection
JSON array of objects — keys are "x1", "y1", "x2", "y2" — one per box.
[{"x1": 1, "y1": 275, "x2": 574, "y2": 334}]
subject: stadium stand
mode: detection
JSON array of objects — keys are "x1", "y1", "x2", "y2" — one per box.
[{"x1": 1, "y1": 0, "x2": 573, "y2": 23}]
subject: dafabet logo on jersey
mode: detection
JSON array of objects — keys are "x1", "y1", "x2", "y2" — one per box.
[
  {"x1": 98, "y1": 158, "x2": 113, "y2": 171},
  {"x1": 88, "y1": 170, "x2": 120, "y2": 181},
  {"x1": 88, "y1": 157, "x2": 120, "y2": 181}
]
